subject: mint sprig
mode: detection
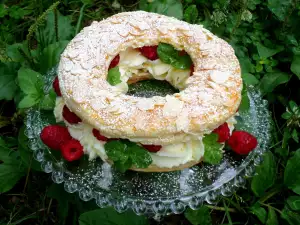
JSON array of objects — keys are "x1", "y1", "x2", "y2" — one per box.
[
  {"x1": 203, "y1": 133, "x2": 223, "y2": 165},
  {"x1": 157, "y1": 43, "x2": 192, "y2": 70},
  {"x1": 104, "y1": 140, "x2": 152, "y2": 172},
  {"x1": 107, "y1": 66, "x2": 122, "y2": 86}
]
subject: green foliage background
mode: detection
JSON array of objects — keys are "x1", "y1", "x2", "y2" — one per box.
[{"x1": 1, "y1": 0, "x2": 300, "y2": 224}]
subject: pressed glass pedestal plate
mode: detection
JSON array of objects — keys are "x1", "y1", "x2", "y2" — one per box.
[{"x1": 25, "y1": 69, "x2": 272, "y2": 216}]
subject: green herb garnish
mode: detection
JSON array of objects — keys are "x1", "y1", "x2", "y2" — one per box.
[
  {"x1": 203, "y1": 133, "x2": 223, "y2": 165},
  {"x1": 107, "y1": 66, "x2": 122, "y2": 86},
  {"x1": 157, "y1": 43, "x2": 192, "y2": 70},
  {"x1": 104, "y1": 140, "x2": 152, "y2": 172}
]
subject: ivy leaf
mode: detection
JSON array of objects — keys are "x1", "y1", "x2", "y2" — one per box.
[
  {"x1": 256, "y1": 43, "x2": 284, "y2": 59},
  {"x1": 281, "y1": 205, "x2": 300, "y2": 225},
  {"x1": 287, "y1": 196, "x2": 300, "y2": 211},
  {"x1": 259, "y1": 71, "x2": 290, "y2": 94},
  {"x1": 242, "y1": 73, "x2": 259, "y2": 85},
  {"x1": 0, "y1": 141, "x2": 26, "y2": 193},
  {"x1": 78, "y1": 208, "x2": 149, "y2": 225},
  {"x1": 291, "y1": 55, "x2": 300, "y2": 79},
  {"x1": 39, "y1": 41, "x2": 69, "y2": 74},
  {"x1": 284, "y1": 149, "x2": 300, "y2": 195},
  {"x1": 266, "y1": 207, "x2": 278, "y2": 225},
  {"x1": 157, "y1": 43, "x2": 192, "y2": 70},
  {"x1": 17, "y1": 68, "x2": 43, "y2": 95},
  {"x1": 36, "y1": 11, "x2": 74, "y2": 46},
  {"x1": 250, "y1": 204, "x2": 267, "y2": 223},
  {"x1": 184, "y1": 206, "x2": 212, "y2": 225},
  {"x1": 267, "y1": 0, "x2": 293, "y2": 21},
  {"x1": 184, "y1": 5, "x2": 198, "y2": 23},
  {"x1": 239, "y1": 86, "x2": 250, "y2": 112},
  {"x1": 203, "y1": 133, "x2": 223, "y2": 165},
  {"x1": 104, "y1": 140, "x2": 152, "y2": 172},
  {"x1": 0, "y1": 62, "x2": 20, "y2": 100},
  {"x1": 107, "y1": 66, "x2": 122, "y2": 86},
  {"x1": 139, "y1": 0, "x2": 183, "y2": 20},
  {"x1": 251, "y1": 152, "x2": 276, "y2": 197}
]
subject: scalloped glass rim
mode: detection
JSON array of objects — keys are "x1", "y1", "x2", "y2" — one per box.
[{"x1": 25, "y1": 70, "x2": 272, "y2": 216}]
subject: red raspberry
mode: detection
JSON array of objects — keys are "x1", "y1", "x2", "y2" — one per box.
[
  {"x1": 228, "y1": 131, "x2": 258, "y2": 155},
  {"x1": 61, "y1": 139, "x2": 84, "y2": 162},
  {"x1": 213, "y1": 122, "x2": 230, "y2": 143},
  {"x1": 138, "y1": 46, "x2": 159, "y2": 60},
  {"x1": 63, "y1": 105, "x2": 82, "y2": 124},
  {"x1": 92, "y1": 129, "x2": 109, "y2": 142},
  {"x1": 142, "y1": 144, "x2": 162, "y2": 152},
  {"x1": 179, "y1": 50, "x2": 187, "y2": 56},
  {"x1": 109, "y1": 54, "x2": 120, "y2": 69},
  {"x1": 40, "y1": 125, "x2": 72, "y2": 150},
  {"x1": 53, "y1": 76, "x2": 61, "y2": 96}
]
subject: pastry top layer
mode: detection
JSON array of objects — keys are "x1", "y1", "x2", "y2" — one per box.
[{"x1": 58, "y1": 11, "x2": 242, "y2": 145}]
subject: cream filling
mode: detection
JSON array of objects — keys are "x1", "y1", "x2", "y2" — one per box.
[{"x1": 54, "y1": 97, "x2": 237, "y2": 168}]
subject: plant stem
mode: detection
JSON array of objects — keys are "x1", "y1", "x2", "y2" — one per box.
[
  {"x1": 205, "y1": 205, "x2": 237, "y2": 213},
  {"x1": 259, "y1": 184, "x2": 283, "y2": 203},
  {"x1": 75, "y1": 4, "x2": 87, "y2": 35}
]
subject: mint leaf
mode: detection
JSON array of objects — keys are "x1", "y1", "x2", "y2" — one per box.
[
  {"x1": 267, "y1": 0, "x2": 293, "y2": 21},
  {"x1": 157, "y1": 43, "x2": 192, "y2": 70},
  {"x1": 79, "y1": 208, "x2": 149, "y2": 225},
  {"x1": 281, "y1": 205, "x2": 300, "y2": 225},
  {"x1": 104, "y1": 140, "x2": 152, "y2": 172},
  {"x1": 18, "y1": 94, "x2": 39, "y2": 108},
  {"x1": 250, "y1": 204, "x2": 267, "y2": 223},
  {"x1": 242, "y1": 73, "x2": 259, "y2": 85},
  {"x1": 18, "y1": 68, "x2": 43, "y2": 95},
  {"x1": 284, "y1": 149, "x2": 300, "y2": 195},
  {"x1": 203, "y1": 133, "x2": 222, "y2": 165},
  {"x1": 291, "y1": 55, "x2": 300, "y2": 79},
  {"x1": 256, "y1": 43, "x2": 283, "y2": 58},
  {"x1": 0, "y1": 62, "x2": 19, "y2": 100},
  {"x1": 251, "y1": 152, "x2": 276, "y2": 196},
  {"x1": 239, "y1": 86, "x2": 250, "y2": 112},
  {"x1": 184, "y1": 206, "x2": 212, "y2": 225},
  {"x1": 107, "y1": 66, "x2": 122, "y2": 86},
  {"x1": 40, "y1": 90, "x2": 56, "y2": 110}
]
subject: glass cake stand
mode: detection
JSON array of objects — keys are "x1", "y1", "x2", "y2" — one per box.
[{"x1": 25, "y1": 69, "x2": 272, "y2": 216}]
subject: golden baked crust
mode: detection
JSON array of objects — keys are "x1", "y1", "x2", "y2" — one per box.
[{"x1": 58, "y1": 11, "x2": 242, "y2": 146}]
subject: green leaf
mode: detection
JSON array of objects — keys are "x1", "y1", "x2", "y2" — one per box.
[
  {"x1": 267, "y1": 0, "x2": 293, "y2": 21},
  {"x1": 250, "y1": 205, "x2": 267, "y2": 223},
  {"x1": 259, "y1": 71, "x2": 290, "y2": 94},
  {"x1": 6, "y1": 42, "x2": 34, "y2": 63},
  {"x1": 78, "y1": 208, "x2": 149, "y2": 225},
  {"x1": 203, "y1": 133, "x2": 223, "y2": 165},
  {"x1": 0, "y1": 161, "x2": 26, "y2": 193},
  {"x1": 291, "y1": 55, "x2": 300, "y2": 79},
  {"x1": 184, "y1": 206, "x2": 212, "y2": 225},
  {"x1": 39, "y1": 41, "x2": 69, "y2": 74},
  {"x1": 239, "y1": 86, "x2": 250, "y2": 112},
  {"x1": 107, "y1": 66, "x2": 122, "y2": 86},
  {"x1": 292, "y1": 129, "x2": 299, "y2": 143},
  {"x1": 157, "y1": 43, "x2": 192, "y2": 69},
  {"x1": 242, "y1": 73, "x2": 259, "y2": 85},
  {"x1": 0, "y1": 4, "x2": 8, "y2": 18},
  {"x1": 281, "y1": 205, "x2": 300, "y2": 225},
  {"x1": 287, "y1": 196, "x2": 300, "y2": 211},
  {"x1": 284, "y1": 149, "x2": 300, "y2": 195},
  {"x1": 139, "y1": 0, "x2": 183, "y2": 20},
  {"x1": 282, "y1": 112, "x2": 292, "y2": 120},
  {"x1": 17, "y1": 68, "x2": 43, "y2": 94},
  {"x1": 18, "y1": 95, "x2": 40, "y2": 108},
  {"x1": 104, "y1": 140, "x2": 152, "y2": 172},
  {"x1": 0, "y1": 62, "x2": 19, "y2": 100},
  {"x1": 251, "y1": 152, "x2": 276, "y2": 197},
  {"x1": 266, "y1": 207, "x2": 278, "y2": 225},
  {"x1": 40, "y1": 90, "x2": 56, "y2": 110},
  {"x1": 8, "y1": 6, "x2": 25, "y2": 19},
  {"x1": 184, "y1": 5, "x2": 198, "y2": 23},
  {"x1": 256, "y1": 43, "x2": 284, "y2": 59},
  {"x1": 36, "y1": 11, "x2": 74, "y2": 46}
]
